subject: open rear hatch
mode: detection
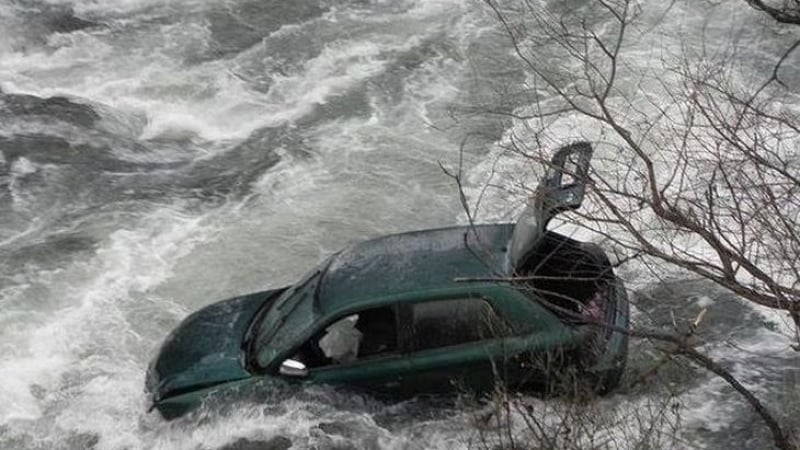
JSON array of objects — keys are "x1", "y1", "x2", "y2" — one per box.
[{"x1": 506, "y1": 142, "x2": 613, "y2": 317}]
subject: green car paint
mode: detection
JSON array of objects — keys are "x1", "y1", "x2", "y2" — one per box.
[
  {"x1": 251, "y1": 223, "x2": 516, "y2": 370},
  {"x1": 145, "y1": 288, "x2": 286, "y2": 405},
  {"x1": 146, "y1": 223, "x2": 629, "y2": 419},
  {"x1": 145, "y1": 142, "x2": 631, "y2": 419},
  {"x1": 149, "y1": 280, "x2": 590, "y2": 420}
]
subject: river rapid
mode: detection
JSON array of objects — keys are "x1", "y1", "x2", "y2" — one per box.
[{"x1": 0, "y1": 1, "x2": 797, "y2": 449}]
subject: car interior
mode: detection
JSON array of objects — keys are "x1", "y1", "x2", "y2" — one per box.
[
  {"x1": 290, "y1": 305, "x2": 399, "y2": 369},
  {"x1": 517, "y1": 232, "x2": 614, "y2": 320},
  {"x1": 288, "y1": 298, "x2": 512, "y2": 371}
]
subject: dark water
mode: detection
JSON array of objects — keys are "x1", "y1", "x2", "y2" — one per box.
[{"x1": 0, "y1": 0, "x2": 797, "y2": 449}]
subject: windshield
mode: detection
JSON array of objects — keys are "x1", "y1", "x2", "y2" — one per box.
[{"x1": 250, "y1": 265, "x2": 324, "y2": 370}]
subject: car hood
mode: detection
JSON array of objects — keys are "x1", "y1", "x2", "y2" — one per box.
[{"x1": 146, "y1": 288, "x2": 284, "y2": 402}]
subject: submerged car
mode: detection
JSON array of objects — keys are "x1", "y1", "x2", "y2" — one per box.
[{"x1": 145, "y1": 142, "x2": 630, "y2": 419}]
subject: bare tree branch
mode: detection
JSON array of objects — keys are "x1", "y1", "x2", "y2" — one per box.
[{"x1": 743, "y1": 0, "x2": 800, "y2": 25}]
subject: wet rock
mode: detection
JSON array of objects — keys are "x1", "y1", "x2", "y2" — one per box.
[
  {"x1": 45, "y1": 10, "x2": 97, "y2": 34},
  {"x1": 29, "y1": 384, "x2": 47, "y2": 400},
  {"x1": 317, "y1": 421, "x2": 351, "y2": 437},
  {"x1": 0, "y1": 93, "x2": 100, "y2": 128},
  {"x1": 175, "y1": 125, "x2": 283, "y2": 201},
  {"x1": 217, "y1": 436, "x2": 292, "y2": 450},
  {"x1": 64, "y1": 432, "x2": 100, "y2": 450},
  {"x1": 0, "y1": 134, "x2": 146, "y2": 174},
  {"x1": 8, "y1": 233, "x2": 98, "y2": 266},
  {"x1": 1, "y1": 3, "x2": 100, "y2": 51},
  {"x1": 0, "y1": 135, "x2": 84, "y2": 168},
  {"x1": 204, "y1": 0, "x2": 328, "y2": 60}
]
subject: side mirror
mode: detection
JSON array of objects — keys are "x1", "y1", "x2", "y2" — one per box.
[{"x1": 278, "y1": 359, "x2": 308, "y2": 378}]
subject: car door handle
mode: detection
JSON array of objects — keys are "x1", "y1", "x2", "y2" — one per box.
[{"x1": 382, "y1": 376, "x2": 403, "y2": 389}]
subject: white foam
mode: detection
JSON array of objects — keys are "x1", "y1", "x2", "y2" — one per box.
[
  {"x1": 8, "y1": 158, "x2": 47, "y2": 211},
  {"x1": 691, "y1": 295, "x2": 715, "y2": 308},
  {"x1": 0, "y1": 208, "x2": 215, "y2": 426},
  {"x1": 11, "y1": 157, "x2": 38, "y2": 175},
  {"x1": 0, "y1": 354, "x2": 66, "y2": 421},
  {"x1": 0, "y1": 16, "x2": 431, "y2": 145}
]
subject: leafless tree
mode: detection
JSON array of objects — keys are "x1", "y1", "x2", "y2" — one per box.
[
  {"x1": 467, "y1": 0, "x2": 800, "y2": 448},
  {"x1": 470, "y1": 378, "x2": 685, "y2": 450},
  {"x1": 744, "y1": 0, "x2": 800, "y2": 24}
]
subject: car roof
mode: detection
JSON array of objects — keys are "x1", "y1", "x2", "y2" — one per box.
[{"x1": 315, "y1": 223, "x2": 514, "y2": 314}]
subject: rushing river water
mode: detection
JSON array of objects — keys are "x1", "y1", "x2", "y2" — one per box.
[{"x1": 1, "y1": 1, "x2": 798, "y2": 449}]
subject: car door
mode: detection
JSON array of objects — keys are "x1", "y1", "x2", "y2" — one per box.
[
  {"x1": 398, "y1": 296, "x2": 515, "y2": 395},
  {"x1": 308, "y1": 353, "x2": 413, "y2": 396},
  {"x1": 398, "y1": 288, "x2": 583, "y2": 395},
  {"x1": 290, "y1": 304, "x2": 417, "y2": 397}
]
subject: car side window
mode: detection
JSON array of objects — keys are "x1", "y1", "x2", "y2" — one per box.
[
  {"x1": 291, "y1": 305, "x2": 398, "y2": 368},
  {"x1": 411, "y1": 297, "x2": 510, "y2": 352}
]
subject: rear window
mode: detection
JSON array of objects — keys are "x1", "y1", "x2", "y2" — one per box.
[{"x1": 411, "y1": 297, "x2": 510, "y2": 351}]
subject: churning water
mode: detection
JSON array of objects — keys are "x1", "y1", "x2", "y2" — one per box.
[{"x1": 0, "y1": 0, "x2": 797, "y2": 449}]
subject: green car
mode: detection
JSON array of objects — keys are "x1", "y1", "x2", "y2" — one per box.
[{"x1": 145, "y1": 142, "x2": 629, "y2": 419}]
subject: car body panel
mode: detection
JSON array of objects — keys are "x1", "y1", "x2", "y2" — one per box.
[
  {"x1": 585, "y1": 278, "x2": 630, "y2": 375},
  {"x1": 507, "y1": 142, "x2": 593, "y2": 272},
  {"x1": 250, "y1": 266, "x2": 325, "y2": 371},
  {"x1": 398, "y1": 327, "x2": 583, "y2": 394},
  {"x1": 147, "y1": 226, "x2": 628, "y2": 418},
  {"x1": 146, "y1": 142, "x2": 630, "y2": 419},
  {"x1": 261, "y1": 284, "x2": 585, "y2": 394},
  {"x1": 254, "y1": 223, "x2": 515, "y2": 371},
  {"x1": 151, "y1": 376, "x2": 268, "y2": 420},
  {"x1": 317, "y1": 224, "x2": 514, "y2": 314},
  {"x1": 307, "y1": 353, "x2": 412, "y2": 395},
  {"x1": 146, "y1": 288, "x2": 285, "y2": 403},
  {"x1": 260, "y1": 280, "x2": 571, "y2": 373}
]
